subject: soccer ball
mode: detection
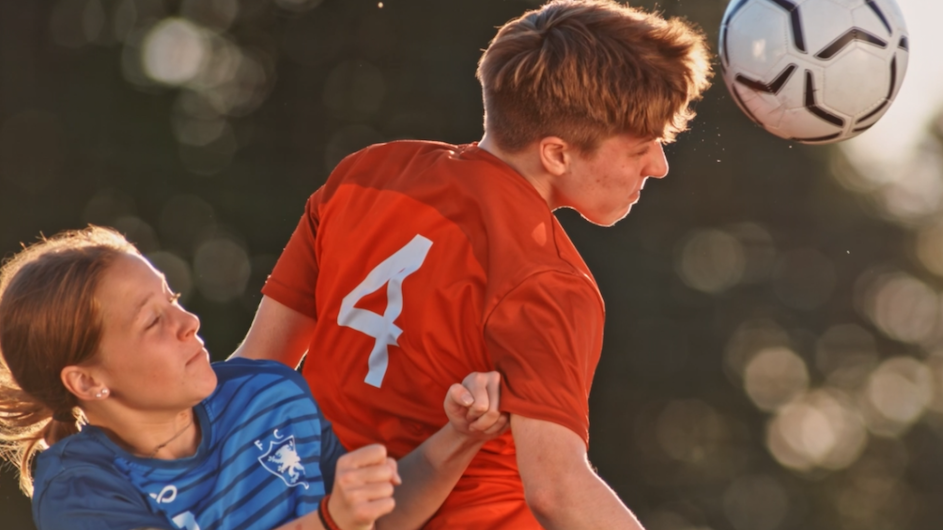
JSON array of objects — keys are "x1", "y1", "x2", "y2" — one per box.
[{"x1": 719, "y1": 0, "x2": 909, "y2": 144}]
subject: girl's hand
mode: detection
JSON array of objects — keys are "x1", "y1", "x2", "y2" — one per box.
[{"x1": 328, "y1": 444, "x2": 401, "y2": 530}]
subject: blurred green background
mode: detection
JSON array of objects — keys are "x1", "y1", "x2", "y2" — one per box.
[{"x1": 3, "y1": 0, "x2": 943, "y2": 529}]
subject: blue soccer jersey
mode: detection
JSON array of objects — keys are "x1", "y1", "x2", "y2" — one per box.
[{"x1": 32, "y1": 358, "x2": 346, "y2": 530}]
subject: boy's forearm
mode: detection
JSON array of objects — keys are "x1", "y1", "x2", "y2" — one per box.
[
  {"x1": 375, "y1": 424, "x2": 483, "y2": 530},
  {"x1": 513, "y1": 415, "x2": 646, "y2": 530},
  {"x1": 527, "y1": 465, "x2": 645, "y2": 530}
]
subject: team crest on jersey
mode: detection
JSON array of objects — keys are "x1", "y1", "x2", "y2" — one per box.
[{"x1": 258, "y1": 434, "x2": 309, "y2": 489}]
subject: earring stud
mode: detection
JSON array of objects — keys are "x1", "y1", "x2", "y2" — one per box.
[{"x1": 96, "y1": 388, "x2": 109, "y2": 398}]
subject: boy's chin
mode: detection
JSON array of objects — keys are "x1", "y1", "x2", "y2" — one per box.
[{"x1": 580, "y1": 205, "x2": 633, "y2": 227}]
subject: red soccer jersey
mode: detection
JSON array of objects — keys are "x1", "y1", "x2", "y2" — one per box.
[{"x1": 263, "y1": 141, "x2": 605, "y2": 529}]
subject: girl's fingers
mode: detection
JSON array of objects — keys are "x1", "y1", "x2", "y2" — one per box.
[
  {"x1": 481, "y1": 414, "x2": 510, "y2": 435},
  {"x1": 462, "y1": 372, "x2": 492, "y2": 419},
  {"x1": 336, "y1": 462, "x2": 399, "y2": 489},
  {"x1": 328, "y1": 488, "x2": 396, "y2": 530},
  {"x1": 341, "y1": 481, "x2": 397, "y2": 504},
  {"x1": 469, "y1": 407, "x2": 502, "y2": 431},
  {"x1": 387, "y1": 457, "x2": 402, "y2": 485},
  {"x1": 447, "y1": 383, "x2": 475, "y2": 408},
  {"x1": 337, "y1": 443, "x2": 388, "y2": 471}
]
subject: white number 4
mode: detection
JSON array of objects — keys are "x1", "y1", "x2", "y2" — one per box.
[{"x1": 338, "y1": 235, "x2": 432, "y2": 387}]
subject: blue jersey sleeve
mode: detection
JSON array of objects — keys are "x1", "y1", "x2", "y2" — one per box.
[
  {"x1": 33, "y1": 464, "x2": 171, "y2": 530},
  {"x1": 318, "y1": 417, "x2": 346, "y2": 493},
  {"x1": 223, "y1": 358, "x2": 348, "y2": 494}
]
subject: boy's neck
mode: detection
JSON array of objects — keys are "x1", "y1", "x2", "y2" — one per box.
[{"x1": 478, "y1": 133, "x2": 556, "y2": 209}]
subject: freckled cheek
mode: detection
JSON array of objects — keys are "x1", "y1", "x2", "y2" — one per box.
[{"x1": 596, "y1": 171, "x2": 632, "y2": 193}]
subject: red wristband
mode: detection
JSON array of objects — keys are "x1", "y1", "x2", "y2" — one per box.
[{"x1": 318, "y1": 494, "x2": 343, "y2": 530}]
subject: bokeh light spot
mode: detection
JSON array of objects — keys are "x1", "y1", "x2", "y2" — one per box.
[
  {"x1": 50, "y1": 0, "x2": 103, "y2": 48},
  {"x1": 863, "y1": 272, "x2": 939, "y2": 344},
  {"x1": 158, "y1": 194, "x2": 217, "y2": 255},
  {"x1": 142, "y1": 18, "x2": 208, "y2": 85},
  {"x1": 767, "y1": 390, "x2": 867, "y2": 471},
  {"x1": 82, "y1": 188, "x2": 137, "y2": 227},
  {"x1": 877, "y1": 146, "x2": 943, "y2": 223},
  {"x1": 113, "y1": 216, "x2": 160, "y2": 254},
  {"x1": 744, "y1": 346, "x2": 809, "y2": 412},
  {"x1": 728, "y1": 223, "x2": 777, "y2": 284},
  {"x1": 836, "y1": 439, "x2": 915, "y2": 529},
  {"x1": 275, "y1": 0, "x2": 325, "y2": 13},
  {"x1": 177, "y1": 121, "x2": 237, "y2": 175},
  {"x1": 655, "y1": 400, "x2": 726, "y2": 463},
  {"x1": 724, "y1": 319, "x2": 791, "y2": 380},
  {"x1": 146, "y1": 251, "x2": 194, "y2": 303},
  {"x1": 916, "y1": 221, "x2": 943, "y2": 277},
  {"x1": 925, "y1": 351, "x2": 943, "y2": 415},
  {"x1": 113, "y1": 0, "x2": 138, "y2": 42},
  {"x1": 676, "y1": 229, "x2": 745, "y2": 294},
  {"x1": 863, "y1": 357, "x2": 932, "y2": 435},
  {"x1": 173, "y1": 113, "x2": 228, "y2": 147},
  {"x1": 190, "y1": 35, "x2": 243, "y2": 92},
  {"x1": 815, "y1": 323, "x2": 879, "y2": 391},
  {"x1": 193, "y1": 237, "x2": 250, "y2": 302},
  {"x1": 181, "y1": 0, "x2": 239, "y2": 31}
]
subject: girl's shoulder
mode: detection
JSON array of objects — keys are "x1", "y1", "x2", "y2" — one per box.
[{"x1": 33, "y1": 433, "x2": 166, "y2": 530}]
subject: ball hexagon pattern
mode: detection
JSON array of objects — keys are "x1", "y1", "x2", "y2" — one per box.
[{"x1": 719, "y1": 0, "x2": 909, "y2": 144}]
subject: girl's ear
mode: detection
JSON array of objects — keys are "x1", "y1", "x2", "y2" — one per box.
[{"x1": 60, "y1": 366, "x2": 107, "y2": 401}]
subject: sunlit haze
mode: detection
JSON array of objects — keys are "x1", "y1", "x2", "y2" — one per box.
[{"x1": 842, "y1": 0, "x2": 943, "y2": 183}]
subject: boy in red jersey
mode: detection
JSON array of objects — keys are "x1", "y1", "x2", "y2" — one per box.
[{"x1": 234, "y1": 1, "x2": 712, "y2": 528}]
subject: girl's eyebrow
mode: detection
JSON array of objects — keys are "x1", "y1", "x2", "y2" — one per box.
[
  {"x1": 133, "y1": 292, "x2": 158, "y2": 320},
  {"x1": 132, "y1": 274, "x2": 169, "y2": 321}
]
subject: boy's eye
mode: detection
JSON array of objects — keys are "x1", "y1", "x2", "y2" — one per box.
[{"x1": 146, "y1": 316, "x2": 160, "y2": 330}]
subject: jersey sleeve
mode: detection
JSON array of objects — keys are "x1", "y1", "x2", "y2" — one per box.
[
  {"x1": 484, "y1": 271, "x2": 604, "y2": 446},
  {"x1": 33, "y1": 465, "x2": 170, "y2": 530},
  {"x1": 318, "y1": 417, "x2": 346, "y2": 493},
  {"x1": 264, "y1": 358, "x2": 347, "y2": 494},
  {"x1": 262, "y1": 188, "x2": 324, "y2": 320}
]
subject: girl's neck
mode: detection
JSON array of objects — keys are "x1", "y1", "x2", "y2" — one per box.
[{"x1": 89, "y1": 408, "x2": 201, "y2": 460}]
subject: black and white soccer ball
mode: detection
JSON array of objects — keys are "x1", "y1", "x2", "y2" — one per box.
[{"x1": 719, "y1": 0, "x2": 909, "y2": 144}]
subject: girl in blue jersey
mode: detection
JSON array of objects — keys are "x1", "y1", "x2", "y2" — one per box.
[{"x1": 0, "y1": 226, "x2": 508, "y2": 530}]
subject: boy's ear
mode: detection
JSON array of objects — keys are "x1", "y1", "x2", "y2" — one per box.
[
  {"x1": 537, "y1": 136, "x2": 572, "y2": 176},
  {"x1": 61, "y1": 366, "x2": 105, "y2": 401}
]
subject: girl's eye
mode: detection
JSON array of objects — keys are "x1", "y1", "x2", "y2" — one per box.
[{"x1": 146, "y1": 315, "x2": 160, "y2": 330}]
